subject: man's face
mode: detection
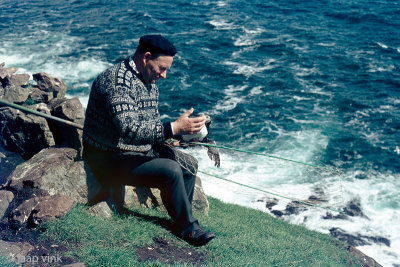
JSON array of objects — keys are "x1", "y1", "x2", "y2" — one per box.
[{"x1": 142, "y1": 54, "x2": 173, "y2": 84}]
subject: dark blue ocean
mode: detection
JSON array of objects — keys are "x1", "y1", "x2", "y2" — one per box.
[{"x1": 1, "y1": 0, "x2": 399, "y2": 265}]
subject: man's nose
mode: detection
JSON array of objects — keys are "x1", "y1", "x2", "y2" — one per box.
[{"x1": 160, "y1": 70, "x2": 167, "y2": 79}]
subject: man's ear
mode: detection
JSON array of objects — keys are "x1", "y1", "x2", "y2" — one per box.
[{"x1": 142, "y1": 52, "x2": 151, "y2": 65}]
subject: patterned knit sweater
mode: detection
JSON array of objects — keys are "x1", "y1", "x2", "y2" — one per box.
[{"x1": 83, "y1": 57, "x2": 173, "y2": 152}]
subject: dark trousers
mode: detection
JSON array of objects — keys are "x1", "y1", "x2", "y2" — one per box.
[{"x1": 82, "y1": 142, "x2": 200, "y2": 237}]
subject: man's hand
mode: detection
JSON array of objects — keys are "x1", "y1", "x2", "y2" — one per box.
[{"x1": 171, "y1": 108, "x2": 206, "y2": 135}]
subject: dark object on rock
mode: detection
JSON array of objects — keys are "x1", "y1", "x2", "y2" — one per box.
[
  {"x1": 0, "y1": 107, "x2": 55, "y2": 160},
  {"x1": 33, "y1": 72, "x2": 67, "y2": 99},
  {"x1": 329, "y1": 227, "x2": 390, "y2": 247}
]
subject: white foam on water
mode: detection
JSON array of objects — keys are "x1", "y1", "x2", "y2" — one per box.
[
  {"x1": 377, "y1": 42, "x2": 389, "y2": 49},
  {"x1": 207, "y1": 19, "x2": 236, "y2": 30},
  {"x1": 223, "y1": 59, "x2": 276, "y2": 78},
  {"x1": 0, "y1": 29, "x2": 110, "y2": 99},
  {"x1": 214, "y1": 84, "x2": 248, "y2": 112}
]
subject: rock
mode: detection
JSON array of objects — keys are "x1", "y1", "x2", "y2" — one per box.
[
  {"x1": 344, "y1": 198, "x2": 368, "y2": 218},
  {"x1": 9, "y1": 194, "x2": 76, "y2": 228},
  {"x1": 0, "y1": 240, "x2": 34, "y2": 265},
  {"x1": 28, "y1": 88, "x2": 54, "y2": 103},
  {"x1": 31, "y1": 102, "x2": 52, "y2": 115},
  {"x1": 33, "y1": 72, "x2": 67, "y2": 99},
  {"x1": 0, "y1": 145, "x2": 24, "y2": 185},
  {"x1": 285, "y1": 201, "x2": 307, "y2": 215},
  {"x1": 329, "y1": 227, "x2": 390, "y2": 247},
  {"x1": 88, "y1": 201, "x2": 114, "y2": 218},
  {"x1": 1, "y1": 84, "x2": 31, "y2": 104},
  {"x1": 0, "y1": 107, "x2": 55, "y2": 160},
  {"x1": 271, "y1": 210, "x2": 284, "y2": 217},
  {"x1": 347, "y1": 246, "x2": 383, "y2": 267},
  {"x1": 0, "y1": 66, "x2": 18, "y2": 80},
  {"x1": 8, "y1": 147, "x2": 100, "y2": 203},
  {"x1": 265, "y1": 198, "x2": 279, "y2": 210},
  {"x1": 49, "y1": 97, "x2": 84, "y2": 152},
  {"x1": 4, "y1": 74, "x2": 30, "y2": 87},
  {"x1": 0, "y1": 190, "x2": 14, "y2": 220},
  {"x1": 124, "y1": 186, "x2": 160, "y2": 209}
]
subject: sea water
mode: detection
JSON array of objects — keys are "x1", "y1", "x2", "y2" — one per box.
[{"x1": 1, "y1": 0, "x2": 399, "y2": 266}]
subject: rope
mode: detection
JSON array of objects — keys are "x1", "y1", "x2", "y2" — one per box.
[
  {"x1": 189, "y1": 141, "x2": 342, "y2": 175},
  {"x1": 197, "y1": 169, "x2": 345, "y2": 214},
  {"x1": 0, "y1": 99, "x2": 84, "y2": 130}
]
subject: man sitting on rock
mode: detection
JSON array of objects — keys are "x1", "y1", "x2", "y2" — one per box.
[{"x1": 82, "y1": 34, "x2": 215, "y2": 247}]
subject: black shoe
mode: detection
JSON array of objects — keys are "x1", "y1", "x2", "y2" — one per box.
[{"x1": 183, "y1": 228, "x2": 215, "y2": 247}]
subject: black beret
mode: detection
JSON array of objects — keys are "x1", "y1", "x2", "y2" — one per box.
[{"x1": 139, "y1": 34, "x2": 177, "y2": 56}]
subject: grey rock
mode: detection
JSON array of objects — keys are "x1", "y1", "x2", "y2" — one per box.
[
  {"x1": 9, "y1": 194, "x2": 76, "y2": 228},
  {"x1": 0, "y1": 240, "x2": 34, "y2": 265},
  {"x1": 0, "y1": 145, "x2": 24, "y2": 185},
  {"x1": 0, "y1": 190, "x2": 14, "y2": 220},
  {"x1": 265, "y1": 198, "x2": 279, "y2": 210},
  {"x1": 31, "y1": 103, "x2": 52, "y2": 115},
  {"x1": 329, "y1": 227, "x2": 390, "y2": 247},
  {"x1": 0, "y1": 67, "x2": 18, "y2": 80},
  {"x1": 28, "y1": 88, "x2": 54, "y2": 103},
  {"x1": 49, "y1": 97, "x2": 84, "y2": 152},
  {"x1": 33, "y1": 72, "x2": 67, "y2": 98},
  {"x1": 0, "y1": 107, "x2": 55, "y2": 160},
  {"x1": 1, "y1": 84, "x2": 31, "y2": 104},
  {"x1": 4, "y1": 73, "x2": 30, "y2": 87},
  {"x1": 88, "y1": 201, "x2": 114, "y2": 218},
  {"x1": 347, "y1": 245, "x2": 383, "y2": 267},
  {"x1": 8, "y1": 147, "x2": 100, "y2": 203},
  {"x1": 344, "y1": 198, "x2": 368, "y2": 218}
]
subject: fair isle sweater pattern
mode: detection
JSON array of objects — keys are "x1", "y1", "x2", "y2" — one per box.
[{"x1": 83, "y1": 58, "x2": 172, "y2": 152}]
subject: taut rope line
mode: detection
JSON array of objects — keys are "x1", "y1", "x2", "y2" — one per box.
[{"x1": 189, "y1": 141, "x2": 342, "y2": 175}]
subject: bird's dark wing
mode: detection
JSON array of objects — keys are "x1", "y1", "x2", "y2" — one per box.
[{"x1": 204, "y1": 138, "x2": 220, "y2": 167}]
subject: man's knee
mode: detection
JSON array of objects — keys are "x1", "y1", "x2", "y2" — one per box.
[{"x1": 160, "y1": 159, "x2": 184, "y2": 183}]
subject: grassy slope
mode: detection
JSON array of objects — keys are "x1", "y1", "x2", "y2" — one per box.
[{"x1": 4, "y1": 197, "x2": 359, "y2": 267}]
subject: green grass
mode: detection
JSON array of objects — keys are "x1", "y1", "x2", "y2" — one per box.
[{"x1": 39, "y1": 197, "x2": 359, "y2": 267}]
